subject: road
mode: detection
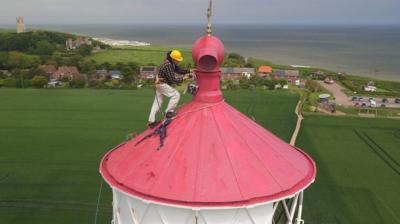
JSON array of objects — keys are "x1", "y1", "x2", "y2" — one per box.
[
  {"x1": 317, "y1": 81, "x2": 400, "y2": 108},
  {"x1": 317, "y1": 81, "x2": 353, "y2": 106}
]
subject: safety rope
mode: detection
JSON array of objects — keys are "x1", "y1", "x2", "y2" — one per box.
[
  {"x1": 94, "y1": 179, "x2": 104, "y2": 224},
  {"x1": 173, "y1": 100, "x2": 225, "y2": 120},
  {"x1": 135, "y1": 118, "x2": 173, "y2": 150},
  {"x1": 136, "y1": 100, "x2": 224, "y2": 150}
]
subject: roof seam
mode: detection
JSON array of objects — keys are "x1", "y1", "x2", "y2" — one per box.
[
  {"x1": 210, "y1": 107, "x2": 246, "y2": 201},
  {"x1": 221, "y1": 106, "x2": 285, "y2": 191},
  {"x1": 192, "y1": 109, "x2": 204, "y2": 201},
  {"x1": 148, "y1": 108, "x2": 200, "y2": 194},
  {"x1": 226, "y1": 103, "x2": 305, "y2": 176}
]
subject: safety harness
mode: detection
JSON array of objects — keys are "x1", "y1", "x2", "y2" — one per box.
[{"x1": 135, "y1": 118, "x2": 173, "y2": 150}]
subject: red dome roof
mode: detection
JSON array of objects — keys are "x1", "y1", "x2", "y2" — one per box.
[
  {"x1": 100, "y1": 100, "x2": 316, "y2": 207},
  {"x1": 100, "y1": 34, "x2": 316, "y2": 208}
]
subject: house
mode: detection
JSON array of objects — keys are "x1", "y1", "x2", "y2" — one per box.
[
  {"x1": 109, "y1": 70, "x2": 122, "y2": 80},
  {"x1": 285, "y1": 70, "x2": 300, "y2": 84},
  {"x1": 220, "y1": 67, "x2": 255, "y2": 80},
  {"x1": 139, "y1": 66, "x2": 158, "y2": 80},
  {"x1": 52, "y1": 66, "x2": 80, "y2": 80},
  {"x1": 257, "y1": 66, "x2": 272, "y2": 78},
  {"x1": 272, "y1": 70, "x2": 300, "y2": 84},
  {"x1": 39, "y1": 65, "x2": 57, "y2": 76},
  {"x1": 66, "y1": 37, "x2": 93, "y2": 50}
]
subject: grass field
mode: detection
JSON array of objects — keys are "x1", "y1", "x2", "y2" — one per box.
[
  {"x1": 0, "y1": 88, "x2": 298, "y2": 224},
  {"x1": 0, "y1": 28, "x2": 14, "y2": 33},
  {"x1": 297, "y1": 115, "x2": 400, "y2": 224},
  {"x1": 88, "y1": 46, "x2": 193, "y2": 65}
]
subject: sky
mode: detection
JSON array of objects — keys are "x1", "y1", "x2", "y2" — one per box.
[{"x1": 0, "y1": 0, "x2": 399, "y2": 25}]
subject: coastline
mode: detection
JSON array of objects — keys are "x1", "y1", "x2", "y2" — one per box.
[
  {"x1": 1, "y1": 25, "x2": 399, "y2": 81},
  {"x1": 92, "y1": 37, "x2": 150, "y2": 47}
]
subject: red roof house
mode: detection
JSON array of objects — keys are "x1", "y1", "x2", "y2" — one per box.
[{"x1": 52, "y1": 66, "x2": 80, "y2": 80}]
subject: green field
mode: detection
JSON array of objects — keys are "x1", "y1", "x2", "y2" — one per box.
[
  {"x1": 297, "y1": 115, "x2": 400, "y2": 223},
  {"x1": 0, "y1": 28, "x2": 14, "y2": 34},
  {"x1": 88, "y1": 46, "x2": 193, "y2": 65},
  {"x1": 0, "y1": 89, "x2": 298, "y2": 224},
  {"x1": 3, "y1": 88, "x2": 399, "y2": 223}
]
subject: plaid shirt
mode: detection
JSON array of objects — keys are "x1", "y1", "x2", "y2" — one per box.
[{"x1": 158, "y1": 60, "x2": 189, "y2": 85}]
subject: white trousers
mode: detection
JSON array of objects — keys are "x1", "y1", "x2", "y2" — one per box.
[{"x1": 148, "y1": 83, "x2": 181, "y2": 122}]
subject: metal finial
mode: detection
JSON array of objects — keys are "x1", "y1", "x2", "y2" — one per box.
[{"x1": 207, "y1": 0, "x2": 212, "y2": 35}]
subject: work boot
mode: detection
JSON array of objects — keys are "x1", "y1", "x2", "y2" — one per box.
[
  {"x1": 147, "y1": 121, "x2": 160, "y2": 129},
  {"x1": 165, "y1": 111, "x2": 177, "y2": 119}
]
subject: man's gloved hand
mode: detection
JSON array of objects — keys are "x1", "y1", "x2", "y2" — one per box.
[{"x1": 183, "y1": 74, "x2": 191, "y2": 80}]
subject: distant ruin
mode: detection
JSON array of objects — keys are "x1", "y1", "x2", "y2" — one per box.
[{"x1": 16, "y1": 17, "x2": 26, "y2": 33}]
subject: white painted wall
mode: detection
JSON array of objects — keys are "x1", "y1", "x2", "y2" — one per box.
[{"x1": 111, "y1": 188, "x2": 274, "y2": 224}]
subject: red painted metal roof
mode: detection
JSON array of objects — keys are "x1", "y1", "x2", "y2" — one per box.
[
  {"x1": 100, "y1": 100, "x2": 316, "y2": 207},
  {"x1": 100, "y1": 34, "x2": 316, "y2": 208}
]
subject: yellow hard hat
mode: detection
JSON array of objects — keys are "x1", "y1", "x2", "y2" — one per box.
[{"x1": 170, "y1": 50, "x2": 183, "y2": 62}]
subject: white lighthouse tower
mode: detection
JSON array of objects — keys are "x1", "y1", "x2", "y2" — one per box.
[{"x1": 99, "y1": 1, "x2": 316, "y2": 224}]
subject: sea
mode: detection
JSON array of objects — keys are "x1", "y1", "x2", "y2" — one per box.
[{"x1": 9, "y1": 24, "x2": 400, "y2": 81}]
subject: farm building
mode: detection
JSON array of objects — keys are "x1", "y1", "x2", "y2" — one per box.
[
  {"x1": 272, "y1": 70, "x2": 300, "y2": 84},
  {"x1": 52, "y1": 66, "x2": 80, "y2": 80},
  {"x1": 139, "y1": 66, "x2": 158, "y2": 80},
  {"x1": 220, "y1": 67, "x2": 255, "y2": 80}
]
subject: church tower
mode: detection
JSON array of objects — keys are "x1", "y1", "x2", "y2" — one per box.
[{"x1": 16, "y1": 17, "x2": 26, "y2": 33}]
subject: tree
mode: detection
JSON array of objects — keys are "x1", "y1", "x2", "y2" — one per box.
[
  {"x1": 35, "y1": 40, "x2": 55, "y2": 55},
  {"x1": 5, "y1": 52, "x2": 40, "y2": 69},
  {"x1": 121, "y1": 66, "x2": 133, "y2": 82},
  {"x1": 99, "y1": 62, "x2": 112, "y2": 70},
  {"x1": 70, "y1": 76, "x2": 86, "y2": 88},
  {"x1": 31, "y1": 75, "x2": 48, "y2": 88},
  {"x1": 278, "y1": 79, "x2": 288, "y2": 86},
  {"x1": 78, "y1": 59, "x2": 96, "y2": 75},
  {"x1": 3, "y1": 78, "x2": 17, "y2": 88},
  {"x1": 77, "y1": 44, "x2": 93, "y2": 56},
  {"x1": 305, "y1": 80, "x2": 323, "y2": 92},
  {"x1": 223, "y1": 53, "x2": 246, "y2": 67},
  {"x1": 239, "y1": 77, "x2": 250, "y2": 89}
]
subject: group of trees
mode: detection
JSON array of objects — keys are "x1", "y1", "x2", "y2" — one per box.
[
  {"x1": 0, "y1": 30, "x2": 109, "y2": 71},
  {"x1": 223, "y1": 76, "x2": 288, "y2": 90}
]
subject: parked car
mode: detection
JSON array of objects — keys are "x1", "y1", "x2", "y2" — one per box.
[
  {"x1": 395, "y1": 98, "x2": 400, "y2": 104},
  {"x1": 351, "y1": 96, "x2": 359, "y2": 101},
  {"x1": 382, "y1": 98, "x2": 389, "y2": 103},
  {"x1": 369, "y1": 97, "x2": 374, "y2": 102},
  {"x1": 361, "y1": 102, "x2": 367, "y2": 107}
]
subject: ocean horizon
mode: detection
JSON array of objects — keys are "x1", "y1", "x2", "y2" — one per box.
[{"x1": 2, "y1": 24, "x2": 400, "y2": 81}]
